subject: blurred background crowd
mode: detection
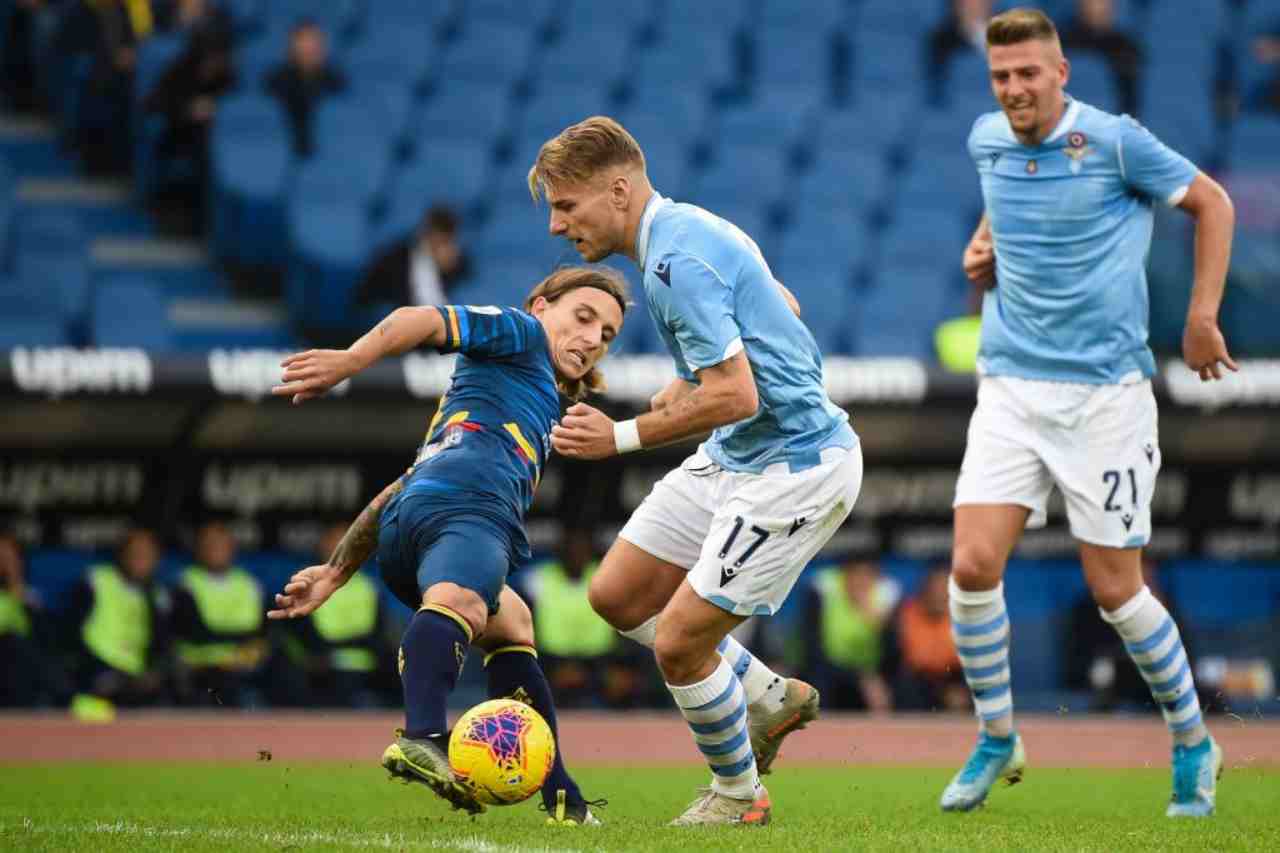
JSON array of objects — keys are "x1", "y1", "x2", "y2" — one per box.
[{"x1": 1, "y1": 0, "x2": 1277, "y2": 720}]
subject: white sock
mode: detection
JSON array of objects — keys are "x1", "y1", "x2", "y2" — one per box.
[
  {"x1": 949, "y1": 578, "x2": 1014, "y2": 738},
  {"x1": 667, "y1": 656, "x2": 759, "y2": 799},
  {"x1": 619, "y1": 615, "x2": 658, "y2": 647},
  {"x1": 717, "y1": 634, "x2": 787, "y2": 713},
  {"x1": 1101, "y1": 586, "x2": 1208, "y2": 747}
]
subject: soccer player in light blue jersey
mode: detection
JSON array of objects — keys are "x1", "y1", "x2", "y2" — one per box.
[
  {"x1": 528, "y1": 117, "x2": 863, "y2": 826},
  {"x1": 941, "y1": 8, "x2": 1236, "y2": 818}
]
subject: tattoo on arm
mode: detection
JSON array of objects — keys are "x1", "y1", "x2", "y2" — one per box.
[{"x1": 328, "y1": 477, "x2": 405, "y2": 579}]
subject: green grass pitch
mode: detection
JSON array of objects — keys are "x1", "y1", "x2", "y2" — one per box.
[{"x1": 3, "y1": 763, "x2": 1278, "y2": 852}]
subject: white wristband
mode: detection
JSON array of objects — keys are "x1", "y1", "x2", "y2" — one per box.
[{"x1": 613, "y1": 418, "x2": 642, "y2": 454}]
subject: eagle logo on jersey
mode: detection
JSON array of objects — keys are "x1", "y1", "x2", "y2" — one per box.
[
  {"x1": 1063, "y1": 131, "x2": 1092, "y2": 174},
  {"x1": 1025, "y1": 159, "x2": 1038, "y2": 175}
]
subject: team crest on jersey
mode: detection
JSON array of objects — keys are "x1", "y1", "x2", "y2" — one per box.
[
  {"x1": 1063, "y1": 131, "x2": 1092, "y2": 174},
  {"x1": 1025, "y1": 159, "x2": 1038, "y2": 175}
]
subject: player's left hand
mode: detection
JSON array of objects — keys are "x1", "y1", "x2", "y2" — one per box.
[
  {"x1": 1182, "y1": 315, "x2": 1239, "y2": 382},
  {"x1": 551, "y1": 402, "x2": 618, "y2": 459},
  {"x1": 267, "y1": 565, "x2": 343, "y2": 619},
  {"x1": 272, "y1": 349, "x2": 360, "y2": 404}
]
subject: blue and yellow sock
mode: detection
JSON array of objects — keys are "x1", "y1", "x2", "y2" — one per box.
[
  {"x1": 950, "y1": 578, "x2": 1014, "y2": 737},
  {"x1": 484, "y1": 645, "x2": 584, "y2": 810},
  {"x1": 401, "y1": 606, "x2": 472, "y2": 739},
  {"x1": 1102, "y1": 586, "x2": 1208, "y2": 747}
]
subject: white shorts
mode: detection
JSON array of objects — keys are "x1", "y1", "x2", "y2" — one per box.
[
  {"x1": 619, "y1": 443, "x2": 863, "y2": 616},
  {"x1": 954, "y1": 375, "x2": 1162, "y2": 549}
]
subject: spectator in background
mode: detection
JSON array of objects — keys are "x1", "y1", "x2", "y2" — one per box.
[
  {"x1": 1064, "y1": 558, "x2": 1194, "y2": 711},
  {"x1": 1062, "y1": 0, "x2": 1142, "y2": 116},
  {"x1": 525, "y1": 529, "x2": 645, "y2": 709},
  {"x1": 170, "y1": 520, "x2": 270, "y2": 707},
  {"x1": 157, "y1": 0, "x2": 230, "y2": 39},
  {"x1": 81, "y1": 0, "x2": 155, "y2": 171},
  {"x1": 68, "y1": 527, "x2": 171, "y2": 708},
  {"x1": 294, "y1": 522, "x2": 392, "y2": 707},
  {"x1": 265, "y1": 19, "x2": 346, "y2": 156},
  {"x1": 1249, "y1": 24, "x2": 1280, "y2": 113},
  {"x1": 802, "y1": 557, "x2": 900, "y2": 712},
  {"x1": 927, "y1": 0, "x2": 992, "y2": 103},
  {"x1": 1, "y1": 0, "x2": 46, "y2": 113},
  {"x1": 356, "y1": 206, "x2": 473, "y2": 315},
  {"x1": 0, "y1": 530, "x2": 71, "y2": 707},
  {"x1": 889, "y1": 564, "x2": 969, "y2": 711},
  {"x1": 143, "y1": 23, "x2": 236, "y2": 193}
]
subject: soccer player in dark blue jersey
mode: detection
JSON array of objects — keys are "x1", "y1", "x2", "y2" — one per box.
[{"x1": 267, "y1": 267, "x2": 627, "y2": 825}]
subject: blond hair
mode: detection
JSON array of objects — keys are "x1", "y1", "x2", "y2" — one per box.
[
  {"x1": 986, "y1": 7, "x2": 1060, "y2": 48},
  {"x1": 527, "y1": 116, "x2": 646, "y2": 201},
  {"x1": 524, "y1": 266, "x2": 630, "y2": 401}
]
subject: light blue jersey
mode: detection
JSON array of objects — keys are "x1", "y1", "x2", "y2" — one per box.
[
  {"x1": 969, "y1": 98, "x2": 1198, "y2": 384},
  {"x1": 634, "y1": 193, "x2": 856, "y2": 474}
]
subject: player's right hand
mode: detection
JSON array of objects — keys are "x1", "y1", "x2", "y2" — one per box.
[
  {"x1": 963, "y1": 238, "x2": 996, "y2": 289},
  {"x1": 267, "y1": 565, "x2": 342, "y2": 619},
  {"x1": 272, "y1": 349, "x2": 359, "y2": 404}
]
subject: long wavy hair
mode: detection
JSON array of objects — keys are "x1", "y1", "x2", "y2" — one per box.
[{"x1": 524, "y1": 266, "x2": 630, "y2": 401}]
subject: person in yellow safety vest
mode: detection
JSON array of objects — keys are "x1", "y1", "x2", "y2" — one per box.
[
  {"x1": 1, "y1": 529, "x2": 72, "y2": 707},
  {"x1": 69, "y1": 526, "x2": 170, "y2": 706},
  {"x1": 800, "y1": 557, "x2": 899, "y2": 712},
  {"x1": 524, "y1": 529, "x2": 645, "y2": 709},
  {"x1": 170, "y1": 520, "x2": 269, "y2": 707},
  {"x1": 296, "y1": 522, "x2": 393, "y2": 707},
  {"x1": 934, "y1": 281, "x2": 984, "y2": 373}
]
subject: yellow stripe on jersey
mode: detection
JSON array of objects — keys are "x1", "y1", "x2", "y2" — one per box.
[
  {"x1": 504, "y1": 422, "x2": 541, "y2": 485},
  {"x1": 424, "y1": 393, "x2": 449, "y2": 442},
  {"x1": 444, "y1": 410, "x2": 470, "y2": 428},
  {"x1": 445, "y1": 306, "x2": 461, "y2": 348}
]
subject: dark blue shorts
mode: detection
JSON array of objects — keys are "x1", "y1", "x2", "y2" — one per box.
[{"x1": 376, "y1": 490, "x2": 515, "y2": 615}]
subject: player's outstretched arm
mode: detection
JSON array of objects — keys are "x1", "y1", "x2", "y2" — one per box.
[
  {"x1": 272, "y1": 307, "x2": 449, "y2": 404},
  {"x1": 267, "y1": 475, "x2": 406, "y2": 619},
  {"x1": 552, "y1": 352, "x2": 757, "y2": 459},
  {"x1": 1177, "y1": 173, "x2": 1238, "y2": 382}
]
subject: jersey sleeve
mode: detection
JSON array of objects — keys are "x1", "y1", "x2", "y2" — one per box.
[
  {"x1": 1117, "y1": 117, "x2": 1198, "y2": 206},
  {"x1": 433, "y1": 305, "x2": 543, "y2": 359},
  {"x1": 650, "y1": 252, "x2": 743, "y2": 374}
]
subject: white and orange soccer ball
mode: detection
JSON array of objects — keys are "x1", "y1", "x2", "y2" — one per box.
[{"x1": 448, "y1": 698, "x2": 556, "y2": 806}]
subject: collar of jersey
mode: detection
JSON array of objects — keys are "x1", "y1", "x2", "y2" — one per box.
[
  {"x1": 635, "y1": 191, "x2": 670, "y2": 269},
  {"x1": 1002, "y1": 96, "x2": 1080, "y2": 149}
]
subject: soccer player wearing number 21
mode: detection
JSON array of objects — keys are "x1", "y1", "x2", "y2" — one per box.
[
  {"x1": 531, "y1": 117, "x2": 863, "y2": 827},
  {"x1": 941, "y1": 9, "x2": 1236, "y2": 817}
]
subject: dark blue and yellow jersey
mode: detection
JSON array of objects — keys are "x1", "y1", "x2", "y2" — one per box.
[{"x1": 400, "y1": 305, "x2": 559, "y2": 558}]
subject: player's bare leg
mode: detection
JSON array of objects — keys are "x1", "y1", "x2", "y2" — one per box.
[
  {"x1": 656, "y1": 581, "x2": 770, "y2": 827},
  {"x1": 477, "y1": 587, "x2": 603, "y2": 826},
  {"x1": 590, "y1": 537, "x2": 816, "y2": 773},
  {"x1": 1080, "y1": 544, "x2": 1220, "y2": 817},
  {"x1": 942, "y1": 505, "x2": 1029, "y2": 812}
]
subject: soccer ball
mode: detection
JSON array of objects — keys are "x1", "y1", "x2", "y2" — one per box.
[{"x1": 448, "y1": 698, "x2": 556, "y2": 806}]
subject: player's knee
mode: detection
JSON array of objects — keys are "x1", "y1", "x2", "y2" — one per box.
[
  {"x1": 951, "y1": 542, "x2": 1002, "y2": 591},
  {"x1": 423, "y1": 583, "x2": 488, "y2": 639},
  {"x1": 587, "y1": 570, "x2": 631, "y2": 629},
  {"x1": 1087, "y1": 572, "x2": 1142, "y2": 613},
  {"x1": 483, "y1": 590, "x2": 534, "y2": 649},
  {"x1": 652, "y1": 616, "x2": 707, "y2": 684}
]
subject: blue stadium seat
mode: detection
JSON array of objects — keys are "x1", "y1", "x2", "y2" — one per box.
[
  {"x1": 344, "y1": 80, "x2": 416, "y2": 148},
  {"x1": 690, "y1": 148, "x2": 789, "y2": 209},
  {"x1": 209, "y1": 94, "x2": 294, "y2": 266},
  {"x1": 132, "y1": 32, "x2": 191, "y2": 194},
  {"x1": 879, "y1": 209, "x2": 969, "y2": 269},
  {"x1": 895, "y1": 151, "x2": 982, "y2": 223},
  {"x1": 388, "y1": 140, "x2": 492, "y2": 215},
  {"x1": 535, "y1": 28, "x2": 631, "y2": 88},
  {"x1": 637, "y1": 33, "x2": 738, "y2": 96},
  {"x1": 91, "y1": 277, "x2": 176, "y2": 350},
  {"x1": 752, "y1": 26, "x2": 841, "y2": 96},
  {"x1": 293, "y1": 155, "x2": 387, "y2": 209},
  {"x1": 813, "y1": 103, "x2": 913, "y2": 161},
  {"x1": 772, "y1": 259, "x2": 855, "y2": 355},
  {"x1": 849, "y1": 28, "x2": 927, "y2": 102},
  {"x1": 414, "y1": 86, "x2": 511, "y2": 150},
  {"x1": 1065, "y1": 53, "x2": 1120, "y2": 114},
  {"x1": 0, "y1": 316, "x2": 69, "y2": 347},
  {"x1": 456, "y1": 258, "x2": 548, "y2": 308},
  {"x1": 1166, "y1": 561, "x2": 1280, "y2": 632},
  {"x1": 286, "y1": 198, "x2": 370, "y2": 330},
  {"x1": 777, "y1": 208, "x2": 871, "y2": 283},
  {"x1": 344, "y1": 18, "x2": 435, "y2": 88},
  {"x1": 619, "y1": 93, "x2": 709, "y2": 149},
  {"x1": 714, "y1": 94, "x2": 820, "y2": 155},
  {"x1": 758, "y1": 0, "x2": 847, "y2": 32},
  {"x1": 514, "y1": 85, "x2": 618, "y2": 154},
  {"x1": 473, "y1": 201, "x2": 563, "y2": 269},
  {"x1": 559, "y1": 0, "x2": 656, "y2": 36},
  {"x1": 853, "y1": 268, "x2": 949, "y2": 359},
  {"x1": 232, "y1": 31, "x2": 289, "y2": 90},
  {"x1": 795, "y1": 149, "x2": 889, "y2": 220},
  {"x1": 434, "y1": 24, "x2": 535, "y2": 89},
  {"x1": 1139, "y1": 85, "x2": 1217, "y2": 166},
  {"x1": 909, "y1": 107, "x2": 982, "y2": 159},
  {"x1": 463, "y1": 0, "x2": 556, "y2": 30},
  {"x1": 859, "y1": 0, "x2": 947, "y2": 37},
  {"x1": 1226, "y1": 114, "x2": 1280, "y2": 171}
]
